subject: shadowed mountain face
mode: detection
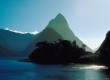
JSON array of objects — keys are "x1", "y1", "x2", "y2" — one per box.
[
  {"x1": 26, "y1": 14, "x2": 92, "y2": 55},
  {"x1": 24, "y1": 27, "x2": 63, "y2": 54},
  {"x1": 96, "y1": 31, "x2": 110, "y2": 66},
  {"x1": 98, "y1": 31, "x2": 110, "y2": 51},
  {"x1": 47, "y1": 14, "x2": 92, "y2": 51},
  {"x1": 0, "y1": 29, "x2": 39, "y2": 56},
  {"x1": 0, "y1": 45, "x2": 12, "y2": 56},
  {"x1": 0, "y1": 45, "x2": 18, "y2": 56},
  {"x1": 0, "y1": 34, "x2": 9, "y2": 48},
  {"x1": 36, "y1": 27, "x2": 63, "y2": 42}
]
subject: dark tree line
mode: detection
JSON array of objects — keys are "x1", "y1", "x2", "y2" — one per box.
[{"x1": 29, "y1": 39, "x2": 92, "y2": 64}]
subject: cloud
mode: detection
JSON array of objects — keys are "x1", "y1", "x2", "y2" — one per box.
[{"x1": 5, "y1": 28, "x2": 39, "y2": 35}]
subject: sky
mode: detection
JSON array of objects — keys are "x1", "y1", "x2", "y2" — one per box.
[{"x1": 0, "y1": 0, "x2": 110, "y2": 49}]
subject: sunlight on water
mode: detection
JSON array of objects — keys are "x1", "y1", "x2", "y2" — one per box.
[
  {"x1": 74, "y1": 65, "x2": 108, "y2": 70},
  {"x1": 0, "y1": 58, "x2": 109, "y2": 80}
]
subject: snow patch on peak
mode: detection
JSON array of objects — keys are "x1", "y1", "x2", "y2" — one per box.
[{"x1": 5, "y1": 28, "x2": 38, "y2": 35}]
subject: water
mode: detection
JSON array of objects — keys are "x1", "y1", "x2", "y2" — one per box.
[{"x1": 0, "y1": 57, "x2": 110, "y2": 80}]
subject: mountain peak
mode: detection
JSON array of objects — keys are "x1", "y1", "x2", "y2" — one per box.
[
  {"x1": 56, "y1": 13, "x2": 65, "y2": 18},
  {"x1": 45, "y1": 14, "x2": 92, "y2": 52},
  {"x1": 106, "y1": 31, "x2": 110, "y2": 37},
  {"x1": 46, "y1": 13, "x2": 69, "y2": 30},
  {"x1": 57, "y1": 13, "x2": 62, "y2": 16},
  {"x1": 54, "y1": 13, "x2": 67, "y2": 22}
]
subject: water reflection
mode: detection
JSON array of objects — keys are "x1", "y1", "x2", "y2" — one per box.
[
  {"x1": 0, "y1": 58, "x2": 110, "y2": 80},
  {"x1": 101, "y1": 68, "x2": 110, "y2": 80},
  {"x1": 84, "y1": 69, "x2": 106, "y2": 80},
  {"x1": 31, "y1": 64, "x2": 109, "y2": 80}
]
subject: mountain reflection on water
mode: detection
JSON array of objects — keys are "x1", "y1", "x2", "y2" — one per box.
[{"x1": 0, "y1": 57, "x2": 110, "y2": 80}]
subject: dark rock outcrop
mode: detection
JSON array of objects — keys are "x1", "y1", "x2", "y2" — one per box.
[{"x1": 96, "y1": 31, "x2": 110, "y2": 66}]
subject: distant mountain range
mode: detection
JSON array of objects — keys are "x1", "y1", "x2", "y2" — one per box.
[
  {"x1": 0, "y1": 29, "x2": 39, "y2": 56},
  {"x1": 0, "y1": 13, "x2": 93, "y2": 56}
]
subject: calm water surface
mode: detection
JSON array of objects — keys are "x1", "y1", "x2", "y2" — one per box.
[{"x1": 0, "y1": 57, "x2": 110, "y2": 80}]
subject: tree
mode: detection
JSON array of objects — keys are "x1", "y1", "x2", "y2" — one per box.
[
  {"x1": 29, "y1": 39, "x2": 90, "y2": 64},
  {"x1": 82, "y1": 44, "x2": 86, "y2": 50}
]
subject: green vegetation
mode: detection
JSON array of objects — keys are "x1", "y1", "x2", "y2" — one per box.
[{"x1": 29, "y1": 39, "x2": 93, "y2": 64}]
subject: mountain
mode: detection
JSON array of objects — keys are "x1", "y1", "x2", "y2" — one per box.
[
  {"x1": 93, "y1": 47, "x2": 99, "y2": 52},
  {"x1": 95, "y1": 31, "x2": 110, "y2": 66},
  {"x1": 0, "y1": 45, "x2": 12, "y2": 56},
  {"x1": 97, "y1": 31, "x2": 110, "y2": 52},
  {"x1": 0, "y1": 13, "x2": 92, "y2": 56},
  {"x1": 0, "y1": 29, "x2": 39, "y2": 56},
  {"x1": 0, "y1": 33, "x2": 9, "y2": 48},
  {"x1": 36, "y1": 27, "x2": 63, "y2": 42},
  {"x1": 26, "y1": 13, "x2": 92, "y2": 54},
  {"x1": 47, "y1": 14, "x2": 92, "y2": 51}
]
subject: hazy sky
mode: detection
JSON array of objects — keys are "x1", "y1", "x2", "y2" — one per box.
[{"x1": 0, "y1": 0, "x2": 110, "y2": 49}]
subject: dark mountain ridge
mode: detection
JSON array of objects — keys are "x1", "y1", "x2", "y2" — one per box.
[{"x1": 95, "y1": 31, "x2": 110, "y2": 66}]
